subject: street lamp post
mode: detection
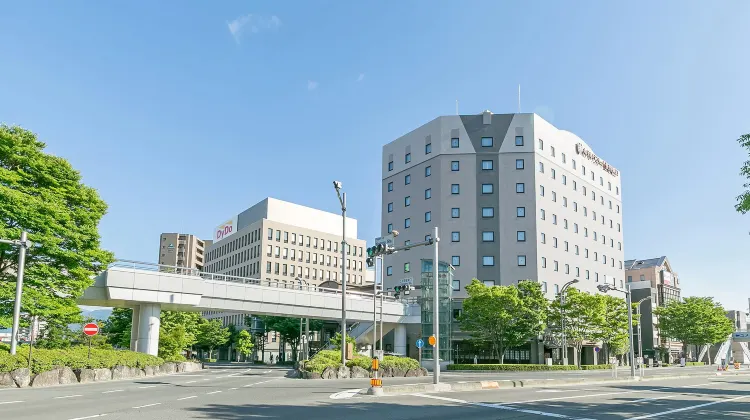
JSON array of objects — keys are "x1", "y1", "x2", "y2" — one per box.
[
  {"x1": 432, "y1": 226, "x2": 440, "y2": 384},
  {"x1": 598, "y1": 283, "x2": 637, "y2": 378},
  {"x1": 333, "y1": 181, "x2": 347, "y2": 364},
  {"x1": 635, "y1": 296, "x2": 650, "y2": 373},
  {"x1": 559, "y1": 279, "x2": 579, "y2": 366},
  {"x1": 1, "y1": 231, "x2": 31, "y2": 356}
]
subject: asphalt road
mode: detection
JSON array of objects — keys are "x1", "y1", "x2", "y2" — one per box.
[{"x1": 0, "y1": 363, "x2": 746, "y2": 419}]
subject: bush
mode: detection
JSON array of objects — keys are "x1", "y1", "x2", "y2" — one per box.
[
  {"x1": 580, "y1": 364, "x2": 612, "y2": 370},
  {"x1": 345, "y1": 355, "x2": 371, "y2": 370},
  {"x1": 381, "y1": 355, "x2": 420, "y2": 371},
  {"x1": 1, "y1": 345, "x2": 164, "y2": 374},
  {"x1": 448, "y1": 364, "x2": 579, "y2": 371},
  {"x1": 686, "y1": 361, "x2": 705, "y2": 366}
]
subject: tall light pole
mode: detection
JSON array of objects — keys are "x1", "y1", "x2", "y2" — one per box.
[
  {"x1": 432, "y1": 226, "x2": 440, "y2": 384},
  {"x1": 559, "y1": 279, "x2": 579, "y2": 366},
  {"x1": 598, "y1": 283, "x2": 637, "y2": 378},
  {"x1": 635, "y1": 296, "x2": 650, "y2": 371},
  {"x1": 333, "y1": 181, "x2": 347, "y2": 364},
  {"x1": 1, "y1": 231, "x2": 31, "y2": 356}
]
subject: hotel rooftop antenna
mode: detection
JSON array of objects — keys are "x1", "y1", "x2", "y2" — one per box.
[
  {"x1": 455, "y1": 99, "x2": 459, "y2": 115},
  {"x1": 518, "y1": 84, "x2": 521, "y2": 113}
]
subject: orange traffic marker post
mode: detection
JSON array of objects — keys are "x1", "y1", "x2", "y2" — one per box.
[{"x1": 367, "y1": 357, "x2": 383, "y2": 396}]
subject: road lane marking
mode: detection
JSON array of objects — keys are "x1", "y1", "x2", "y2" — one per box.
[
  {"x1": 55, "y1": 395, "x2": 83, "y2": 399},
  {"x1": 632, "y1": 395, "x2": 678, "y2": 403},
  {"x1": 681, "y1": 382, "x2": 712, "y2": 388},
  {"x1": 138, "y1": 385, "x2": 158, "y2": 389},
  {"x1": 132, "y1": 403, "x2": 162, "y2": 409},
  {"x1": 500, "y1": 390, "x2": 640, "y2": 405},
  {"x1": 177, "y1": 395, "x2": 197, "y2": 400},
  {"x1": 68, "y1": 415, "x2": 107, "y2": 420},
  {"x1": 207, "y1": 390, "x2": 222, "y2": 395},
  {"x1": 330, "y1": 389, "x2": 363, "y2": 399},
  {"x1": 412, "y1": 394, "x2": 594, "y2": 420},
  {"x1": 242, "y1": 378, "x2": 280, "y2": 387},
  {"x1": 102, "y1": 389, "x2": 124, "y2": 394},
  {"x1": 0, "y1": 401, "x2": 23, "y2": 405},
  {"x1": 629, "y1": 394, "x2": 750, "y2": 419},
  {"x1": 229, "y1": 387, "x2": 238, "y2": 390},
  {"x1": 184, "y1": 380, "x2": 198, "y2": 384},
  {"x1": 203, "y1": 378, "x2": 211, "y2": 381}
]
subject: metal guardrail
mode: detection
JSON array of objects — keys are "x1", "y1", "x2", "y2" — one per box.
[{"x1": 110, "y1": 259, "x2": 398, "y2": 302}]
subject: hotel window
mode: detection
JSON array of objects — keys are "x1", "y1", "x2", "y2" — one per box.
[
  {"x1": 618, "y1": 223, "x2": 621, "y2": 232},
  {"x1": 482, "y1": 183, "x2": 494, "y2": 194},
  {"x1": 572, "y1": 159, "x2": 577, "y2": 169},
  {"x1": 553, "y1": 237, "x2": 558, "y2": 248},
  {"x1": 552, "y1": 214, "x2": 557, "y2": 225},
  {"x1": 592, "y1": 191, "x2": 596, "y2": 201},
  {"x1": 563, "y1": 197, "x2": 568, "y2": 207},
  {"x1": 451, "y1": 232, "x2": 460, "y2": 242},
  {"x1": 386, "y1": 266, "x2": 392, "y2": 276},
  {"x1": 405, "y1": 196, "x2": 411, "y2": 206},
  {"x1": 574, "y1": 202, "x2": 578, "y2": 211},
  {"x1": 573, "y1": 180, "x2": 577, "y2": 191},
  {"x1": 267, "y1": 228, "x2": 273, "y2": 240},
  {"x1": 551, "y1": 146, "x2": 556, "y2": 157},
  {"x1": 584, "y1": 206, "x2": 588, "y2": 216},
  {"x1": 574, "y1": 223, "x2": 578, "y2": 233},
  {"x1": 452, "y1": 280, "x2": 461, "y2": 292},
  {"x1": 541, "y1": 233, "x2": 546, "y2": 243},
  {"x1": 405, "y1": 174, "x2": 411, "y2": 185},
  {"x1": 554, "y1": 261, "x2": 559, "y2": 271},
  {"x1": 516, "y1": 159, "x2": 524, "y2": 170},
  {"x1": 562, "y1": 153, "x2": 566, "y2": 163},
  {"x1": 585, "y1": 248, "x2": 589, "y2": 258},
  {"x1": 516, "y1": 183, "x2": 525, "y2": 193},
  {"x1": 425, "y1": 143, "x2": 431, "y2": 154},
  {"x1": 616, "y1": 186, "x2": 620, "y2": 195},
  {"x1": 586, "y1": 270, "x2": 590, "y2": 279},
  {"x1": 425, "y1": 166, "x2": 431, "y2": 177},
  {"x1": 387, "y1": 202, "x2": 393, "y2": 213},
  {"x1": 582, "y1": 165, "x2": 587, "y2": 176},
  {"x1": 551, "y1": 168, "x2": 556, "y2": 179},
  {"x1": 484, "y1": 280, "x2": 496, "y2": 287},
  {"x1": 618, "y1": 242, "x2": 622, "y2": 250},
  {"x1": 404, "y1": 262, "x2": 410, "y2": 273},
  {"x1": 565, "y1": 264, "x2": 570, "y2": 274},
  {"x1": 515, "y1": 136, "x2": 524, "y2": 146},
  {"x1": 518, "y1": 255, "x2": 527, "y2": 266},
  {"x1": 617, "y1": 204, "x2": 620, "y2": 213},
  {"x1": 562, "y1": 175, "x2": 567, "y2": 185},
  {"x1": 451, "y1": 208, "x2": 460, "y2": 218},
  {"x1": 609, "y1": 200, "x2": 613, "y2": 209},
  {"x1": 483, "y1": 256, "x2": 495, "y2": 266},
  {"x1": 575, "y1": 245, "x2": 579, "y2": 255},
  {"x1": 552, "y1": 191, "x2": 557, "y2": 202},
  {"x1": 542, "y1": 257, "x2": 547, "y2": 268},
  {"x1": 387, "y1": 182, "x2": 393, "y2": 192},
  {"x1": 425, "y1": 234, "x2": 431, "y2": 241},
  {"x1": 452, "y1": 256, "x2": 460, "y2": 266},
  {"x1": 564, "y1": 219, "x2": 568, "y2": 229},
  {"x1": 482, "y1": 160, "x2": 493, "y2": 170},
  {"x1": 539, "y1": 162, "x2": 545, "y2": 173},
  {"x1": 600, "y1": 176, "x2": 604, "y2": 186},
  {"x1": 451, "y1": 138, "x2": 459, "y2": 148},
  {"x1": 424, "y1": 212, "x2": 431, "y2": 222},
  {"x1": 404, "y1": 218, "x2": 411, "y2": 228},
  {"x1": 451, "y1": 184, "x2": 460, "y2": 194},
  {"x1": 405, "y1": 153, "x2": 411, "y2": 163},
  {"x1": 540, "y1": 185, "x2": 545, "y2": 196},
  {"x1": 451, "y1": 161, "x2": 460, "y2": 171},
  {"x1": 482, "y1": 207, "x2": 494, "y2": 218},
  {"x1": 538, "y1": 139, "x2": 544, "y2": 150},
  {"x1": 388, "y1": 161, "x2": 393, "y2": 171},
  {"x1": 517, "y1": 207, "x2": 526, "y2": 217},
  {"x1": 517, "y1": 231, "x2": 526, "y2": 242},
  {"x1": 481, "y1": 137, "x2": 493, "y2": 147},
  {"x1": 540, "y1": 209, "x2": 546, "y2": 220},
  {"x1": 387, "y1": 223, "x2": 393, "y2": 233},
  {"x1": 425, "y1": 188, "x2": 431, "y2": 199}
]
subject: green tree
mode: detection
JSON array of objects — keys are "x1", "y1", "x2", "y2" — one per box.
[
  {"x1": 262, "y1": 316, "x2": 324, "y2": 361},
  {"x1": 35, "y1": 321, "x2": 78, "y2": 349},
  {"x1": 330, "y1": 331, "x2": 355, "y2": 351},
  {"x1": 460, "y1": 280, "x2": 548, "y2": 364},
  {"x1": 0, "y1": 125, "x2": 115, "y2": 329},
  {"x1": 655, "y1": 297, "x2": 734, "y2": 362},
  {"x1": 159, "y1": 311, "x2": 204, "y2": 358},
  {"x1": 736, "y1": 133, "x2": 750, "y2": 214},
  {"x1": 548, "y1": 288, "x2": 604, "y2": 366},
  {"x1": 102, "y1": 308, "x2": 132, "y2": 349},
  {"x1": 197, "y1": 319, "x2": 230, "y2": 359},
  {"x1": 593, "y1": 294, "x2": 635, "y2": 362},
  {"x1": 159, "y1": 325, "x2": 193, "y2": 360},
  {"x1": 235, "y1": 330, "x2": 254, "y2": 362}
]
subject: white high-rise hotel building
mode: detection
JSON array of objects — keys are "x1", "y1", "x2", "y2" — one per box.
[{"x1": 381, "y1": 111, "x2": 624, "y2": 300}]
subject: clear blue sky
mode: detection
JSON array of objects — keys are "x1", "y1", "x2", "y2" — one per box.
[{"x1": 1, "y1": 1, "x2": 748, "y2": 310}]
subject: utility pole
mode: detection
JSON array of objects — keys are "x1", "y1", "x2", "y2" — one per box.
[
  {"x1": 432, "y1": 226, "x2": 440, "y2": 384},
  {"x1": 1, "y1": 231, "x2": 30, "y2": 356},
  {"x1": 333, "y1": 181, "x2": 347, "y2": 364}
]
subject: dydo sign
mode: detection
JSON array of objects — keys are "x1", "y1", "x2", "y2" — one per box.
[{"x1": 214, "y1": 215, "x2": 239, "y2": 242}]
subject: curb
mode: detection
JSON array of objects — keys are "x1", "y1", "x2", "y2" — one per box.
[{"x1": 378, "y1": 369, "x2": 750, "y2": 396}]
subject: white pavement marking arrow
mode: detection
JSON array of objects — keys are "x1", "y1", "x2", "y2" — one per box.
[{"x1": 330, "y1": 389, "x2": 363, "y2": 399}]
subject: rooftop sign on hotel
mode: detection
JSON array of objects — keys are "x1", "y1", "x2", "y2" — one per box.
[{"x1": 575, "y1": 143, "x2": 619, "y2": 177}]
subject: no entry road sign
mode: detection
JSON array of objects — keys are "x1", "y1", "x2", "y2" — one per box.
[{"x1": 83, "y1": 323, "x2": 100, "y2": 336}]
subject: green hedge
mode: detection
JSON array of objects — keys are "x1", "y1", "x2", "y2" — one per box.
[
  {"x1": 448, "y1": 364, "x2": 578, "y2": 371},
  {"x1": 303, "y1": 350, "x2": 420, "y2": 374},
  {"x1": 1, "y1": 345, "x2": 164, "y2": 374}
]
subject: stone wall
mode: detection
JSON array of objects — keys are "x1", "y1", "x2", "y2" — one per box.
[{"x1": 0, "y1": 362, "x2": 203, "y2": 388}]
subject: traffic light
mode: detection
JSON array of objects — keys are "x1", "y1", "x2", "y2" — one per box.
[{"x1": 366, "y1": 257, "x2": 374, "y2": 267}]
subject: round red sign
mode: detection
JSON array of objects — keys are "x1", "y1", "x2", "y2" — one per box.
[{"x1": 83, "y1": 323, "x2": 100, "y2": 336}]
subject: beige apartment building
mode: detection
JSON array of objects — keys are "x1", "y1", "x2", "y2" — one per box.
[
  {"x1": 626, "y1": 256, "x2": 682, "y2": 362},
  {"x1": 202, "y1": 197, "x2": 368, "y2": 362},
  {"x1": 158, "y1": 233, "x2": 212, "y2": 271}
]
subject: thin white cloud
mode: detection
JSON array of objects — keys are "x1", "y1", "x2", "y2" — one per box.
[
  {"x1": 307, "y1": 80, "x2": 319, "y2": 91},
  {"x1": 227, "y1": 14, "x2": 281, "y2": 43},
  {"x1": 356, "y1": 73, "x2": 365, "y2": 82}
]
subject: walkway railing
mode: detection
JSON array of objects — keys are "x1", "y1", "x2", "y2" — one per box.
[{"x1": 110, "y1": 260, "x2": 398, "y2": 302}]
